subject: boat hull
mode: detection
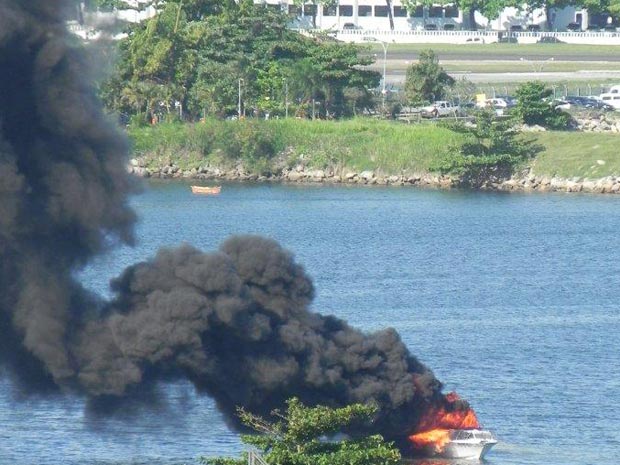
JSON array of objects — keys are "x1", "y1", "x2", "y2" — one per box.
[
  {"x1": 191, "y1": 186, "x2": 221, "y2": 195},
  {"x1": 441, "y1": 440, "x2": 497, "y2": 460}
]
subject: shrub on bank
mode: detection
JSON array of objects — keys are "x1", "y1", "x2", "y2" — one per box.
[{"x1": 434, "y1": 110, "x2": 542, "y2": 187}]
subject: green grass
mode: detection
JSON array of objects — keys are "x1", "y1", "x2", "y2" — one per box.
[
  {"x1": 365, "y1": 42, "x2": 620, "y2": 58},
  {"x1": 373, "y1": 59, "x2": 620, "y2": 73},
  {"x1": 439, "y1": 61, "x2": 620, "y2": 73},
  {"x1": 128, "y1": 119, "x2": 620, "y2": 181},
  {"x1": 268, "y1": 118, "x2": 464, "y2": 173},
  {"x1": 128, "y1": 119, "x2": 466, "y2": 175},
  {"x1": 529, "y1": 131, "x2": 620, "y2": 178}
]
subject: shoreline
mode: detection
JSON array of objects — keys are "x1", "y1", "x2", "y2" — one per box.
[{"x1": 128, "y1": 161, "x2": 620, "y2": 195}]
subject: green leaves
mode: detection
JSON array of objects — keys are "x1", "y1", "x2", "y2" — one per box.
[
  {"x1": 435, "y1": 109, "x2": 542, "y2": 187},
  {"x1": 513, "y1": 81, "x2": 572, "y2": 129},
  {"x1": 201, "y1": 398, "x2": 400, "y2": 465},
  {"x1": 102, "y1": 2, "x2": 379, "y2": 119},
  {"x1": 404, "y1": 49, "x2": 454, "y2": 106}
]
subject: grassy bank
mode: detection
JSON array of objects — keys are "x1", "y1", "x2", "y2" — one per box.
[
  {"x1": 128, "y1": 119, "x2": 620, "y2": 180},
  {"x1": 129, "y1": 119, "x2": 465, "y2": 175},
  {"x1": 529, "y1": 131, "x2": 620, "y2": 178}
]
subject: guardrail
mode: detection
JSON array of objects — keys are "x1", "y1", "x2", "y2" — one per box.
[{"x1": 298, "y1": 28, "x2": 620, "y2": 44}]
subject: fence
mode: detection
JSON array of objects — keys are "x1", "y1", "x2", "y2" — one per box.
[
  {"x1": 301, "y1": 28, "x2": 620, "y2": 45},
  {"x1": 456, "y1": 83, "x2": 618, "y2": 99}
]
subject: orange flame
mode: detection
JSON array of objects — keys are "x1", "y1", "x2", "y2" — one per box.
[{"x1": 409, "y1": 392, "x2": 480, "y2": 453}]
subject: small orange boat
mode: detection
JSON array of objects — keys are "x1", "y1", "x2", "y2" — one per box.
[{"x1": 191, "y1": 185, "x2": 221, "y2": 195}]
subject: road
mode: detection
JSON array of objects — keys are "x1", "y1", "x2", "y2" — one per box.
[
  {"x1": 382, "y1": 69, "x2": 620, "y2": 84},
  {"x1": 383, "y1": 51, "x2": 620, "y2": 62}
]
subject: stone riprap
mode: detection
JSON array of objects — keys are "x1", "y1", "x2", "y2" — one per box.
[{"x1": 127, "y1": 160, "x2": 620, "y2": 195}]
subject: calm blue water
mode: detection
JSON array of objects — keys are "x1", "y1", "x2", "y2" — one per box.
[{"x1": 2, "y1": 181, "x2": 620, "y2": 465}]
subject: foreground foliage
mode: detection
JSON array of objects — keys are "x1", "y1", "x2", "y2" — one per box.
[{"x1": 200, "y1": 398, "x2": 401, "y2": 465}]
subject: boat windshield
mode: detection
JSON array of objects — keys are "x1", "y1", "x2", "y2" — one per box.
[
  {"x1": 450, "y1": 430, "x2": 495, "y2": 441},
  {"x1": 451, "y1": 430, "x2": 474, "y2": 440}
]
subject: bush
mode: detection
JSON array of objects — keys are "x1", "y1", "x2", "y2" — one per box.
[
  {"x1": 434, "y1": 109, "x2": 542, "y2": 187},
  {"x1": 513, "y1": 81, "x2": 573, "y2": 129}
]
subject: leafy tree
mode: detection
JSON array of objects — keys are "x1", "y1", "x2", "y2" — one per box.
[
  {"x1": 292, "y1": 0, "x2": 336, "y2": 28},
  {"x1": 404, "y1": 49, "x2": 454, "y2": 106},
  {"x1": 518, "y1": 0, "x2": 571, "y2": 29},
  {"x1": 435, "y1": 109, "x2": 541, "y2": 187},
  {"x1": 101, "y1": 0, "x2": 379, "y2": 120},
  {"x1": 513, "y1": 81, "x2": 572, "y2": 129},
  {"x1": 84, "y1": 0, "x2": 133, "y2": 12},
  {"x1": 201, "y1": 398, "x2": 401, "y2": 465}
]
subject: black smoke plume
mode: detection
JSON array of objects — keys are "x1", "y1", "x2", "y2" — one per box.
[{"x1": 0, "y1": 0, "x2": 456, "y2": 447}]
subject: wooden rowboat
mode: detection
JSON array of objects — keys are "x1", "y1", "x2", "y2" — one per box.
[{"x1": 191, "y1": 185, "x2": 221, "y2": 195}]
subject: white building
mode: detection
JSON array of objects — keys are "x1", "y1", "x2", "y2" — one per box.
[{"x1": 278, "y1": 1, "x2": 589, "y2": 32}]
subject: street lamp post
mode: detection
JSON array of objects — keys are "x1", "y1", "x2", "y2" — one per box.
[
  {"x1": 363, "y1": 36, "x2": 389, "y2": 111},
  {"x1": 238, "y1": 78, "x2": 243, "y2": 119},
  {"x1": 284, "y1": 79, "x2": 289, "y2": 118},
  {"x1": 520, "y1": 56, "x2": 554, "y2": 73}
]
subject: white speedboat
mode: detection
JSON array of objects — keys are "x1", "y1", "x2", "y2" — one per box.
[{"x1": 440, "y1": 429, "x2": 497, "y2": 460}]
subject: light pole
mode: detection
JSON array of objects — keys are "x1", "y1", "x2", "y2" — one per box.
[
  {"x1": 520, "y1": 56, "x2": 554, "y2": 73},
  {"x1": 363, "y1": 36, "x2": 389, "y2": 111},
  {"x1": 238, "y1": 78, "x2": 243, "y2": 119},
  {"x1": 284, "y1": 79, "x2": 289, "y2": 118}
]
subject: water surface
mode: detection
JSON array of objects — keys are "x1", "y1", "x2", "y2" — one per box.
[{"x1": 2, "y1": 181, "x2": 619, "y2": 465}]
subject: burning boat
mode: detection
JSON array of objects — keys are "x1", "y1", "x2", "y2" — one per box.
[
  {"x1": 437, "y1": 429, "x2": 497, "y2": 459},
  {"x1": 409, "y1": 392, "x2": 497, "y2": 460}
]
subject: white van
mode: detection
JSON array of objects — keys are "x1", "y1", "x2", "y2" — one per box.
[
  {"x1": 598, "y1": 91, "x2": 620, "y2": 110},
  {"x1": 606, "y1": 85, "x2": 620, "y2": 94}
]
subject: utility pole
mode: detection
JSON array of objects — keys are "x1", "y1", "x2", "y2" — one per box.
[
  {"x1": 238, "y1": 78, "x2": 243, "y2": 119},
  {"x1": 284, "y1": 80, "x2": 289, "y2": 118}
]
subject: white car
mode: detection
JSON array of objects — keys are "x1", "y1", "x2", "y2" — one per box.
[
  {"x1": 476, "y1": 97, "x2": 510, "y2": 115},
  {"x1": 421, "y1": 100, "x2": 461, "y2": 117}
]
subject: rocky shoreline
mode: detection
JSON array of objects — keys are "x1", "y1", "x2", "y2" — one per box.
[
  {"x1": 128, "y1": 159, "x2": 620, "y2": 195},
  {"x1": 127, "y1": 111, "x2": 620, "y2": 194}
]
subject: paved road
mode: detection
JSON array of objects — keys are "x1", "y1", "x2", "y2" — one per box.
[
  {"x1": 382, "y1": 69, "x2": 620, "y2": 84},
  {"x1": 384, "y1": 51, "x2": 620, "y2": 62},
  {"x1": 383, "y1": 69, "x2": 620, "y2": 85}
]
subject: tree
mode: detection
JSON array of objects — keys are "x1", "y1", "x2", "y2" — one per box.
[
  {"x1": 101, "y1": 0, "x2": 380, "y2": 120},
  {"x1": 434, "y1": 109, "x2": 541, "y2": 187},
  {"x1": 292, "y1": 0, "x2": 336, "y2": 28},
  {"x1": 517, "y1": 0, "x2": 571, "y2": 30},
  {"x1": 201, "y1": 398, "x2": 401, "y2": 465},
  {"x1": 404, "y1": 49, "x2": 454, "y2": 106},
  {"x1": 513, "y1": 81, "x2": 572, "y2": 129}
]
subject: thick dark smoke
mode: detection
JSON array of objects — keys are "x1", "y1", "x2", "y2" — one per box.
[{"x1": 0, "y1": 0, "x2": 455, "y2": 447}]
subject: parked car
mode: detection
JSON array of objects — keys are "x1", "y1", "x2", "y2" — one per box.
[
  {"x1": 604, "y1": 85, "x2": 620, "y2": 94},
  {"x1": 421, "y1": 100, "x2": 461, "y2": 117},
  {"x1": 563, "y1": 96, "x2": 614, "y2": 110},
  {"x1": 538, "y1": 36, "x2": 564, "y2": 43},
  {"x1": 498, "y1": 35, "x2": 518, "y2": 43},
  {"x1": 567, "y1": 22, "x2": 581, "y2": 31},
  {"x1": 527, "y1": 24, "x2": 541, "y2": 31},
  {"x1": 424, "y1": 23, "x2": 438, "y2": 30},
  {"x1": 476, "y1": 97, "x2": 512, "y2": 115},
  {"x1": 342, "y1": 22, "x2": 360, "y2": 30},
  {"x1": 509, "y1": 25, "x2": 524, "y2": 32},
  {"x1": 598, "y1": 92, "x2": 620, "y2": 110},
  {"x1": 494, "y1": 95, "x2": 518, "y2": 106}
]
